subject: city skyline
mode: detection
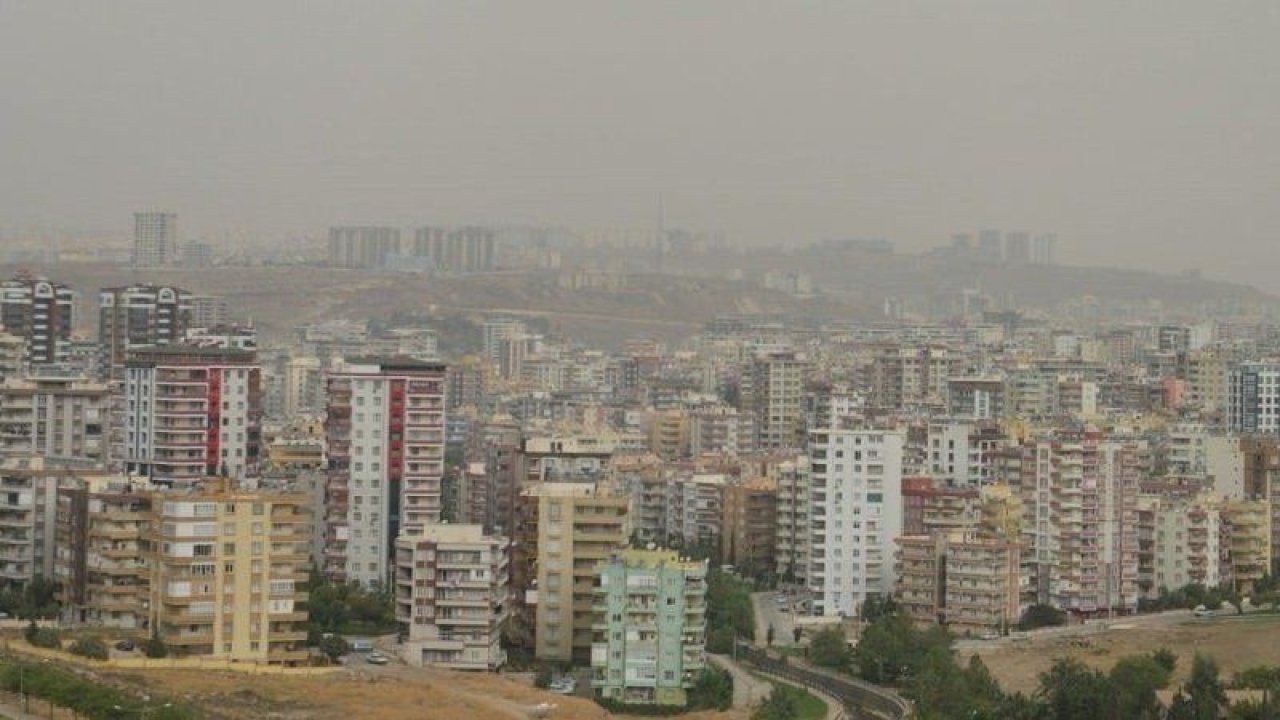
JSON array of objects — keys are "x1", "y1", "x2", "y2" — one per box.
[{"x1": 3, "y1": 3, "x2": 1280, "y2": 290}]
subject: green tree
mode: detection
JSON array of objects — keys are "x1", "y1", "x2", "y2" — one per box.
[
  {"x1": 1036, "y1": 657, "x2": 1118, "y2": 720},
  {"x1": 754, "y1": 684, "x2": 799, "y2": 720},
  {"x1": 1109, "y1": 655, "x2": 1171, "y2": 720},
  {"x1": 1152, "y1": 647, "x2": 1179, "y2": 675},
  {"x1": 807, "y1": 626, "x2": 850, "y2": 670},
  {"x1": 1182, "y1": 654, "x2": 1229, "y2": 720},
  {"x1": 688, "y1": 667, "x2": 733, "y2": 711},
  {"x1": 318, "y1": 635, "x2": 350, "y2": 663}
]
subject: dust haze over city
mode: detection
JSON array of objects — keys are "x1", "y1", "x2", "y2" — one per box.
[{"x1": 0, "y1": 3, "x2": 1279, "y2": 720}]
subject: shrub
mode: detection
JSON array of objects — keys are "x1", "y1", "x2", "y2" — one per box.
[
  {"x1": 534, "y1": 665, "x2": 555, "y2": 689},
  {"x1": 68, "y1": 636, "x2": 109, "y2": 661},
  {"x1": 318, "y1": 634, "x2": 350, "y2": 663},
  {"x1": 1018, "y1": 603, "x2": 1067, "y2": 631},
  {"x1": 143, "y1": 634, "x2": 169, "y2": 659},
  {"x1": 26, "y1": 625, "x2": 62, "y2": 650}
]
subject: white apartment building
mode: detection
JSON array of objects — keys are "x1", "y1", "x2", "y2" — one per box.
[
  {"x1": 123, "y1": 347, "x2": 261, "y2": 485},
  {"x1": 664, "y1": 474, "x2": 725, "y2": 547},
  {"x1": 925, "y1": 419, "x2": 1002, "y2": 488},
  {"x1": 394, "y1": 523, "x2": 510, "y2": 670},
  {"x1": 0, "y1": 367, "x2": 109, "y2": 462},
  {"x1": 809, "y1": 429, "x2": 904, "y2": 617},
  {"x1": 323, "y1": 357, "x2": 446, "y2": 586},
  {"x1": 282, "y1": 356, "x2": 323, "y2": 418}
]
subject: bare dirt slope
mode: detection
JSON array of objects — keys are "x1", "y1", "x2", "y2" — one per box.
[
  {"x1": 962, "y1": 615, "x2": 1280, "y2": 695},
  {"x1": 95, "y1": 663, "x2": 746, "y2": 720}
]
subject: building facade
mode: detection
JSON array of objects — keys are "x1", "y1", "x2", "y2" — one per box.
[
  {"x1": 323, "y1": 357, "x2": 447, "y2": 585},
  {"x1": 133, "y1": 212, "x2": 178, "y2": 267},
  {"x1": 98, "y1": 285, "x2": 193, "y2": 375},
  {"x1": 591, "y1": 549, "x2": 708, "y2": 707},
  {"x1": 0, "y1": 276, "x2": 74, "y2": 366},
  {"x1": 0, "y1": 368, "x2": 109, "y2": 462},
  {"x1": 808, "y1": 429, "x2": 905, "y2": 617},
  {"x1": 515, "y1": 482, "x2": 629, "y2": 663},
  {"x1": 123, "y1": 347, "x2": 262, "y2": 485},
  {"x1": 393, "y1": 523, "x2": 510, "y2": 670}
]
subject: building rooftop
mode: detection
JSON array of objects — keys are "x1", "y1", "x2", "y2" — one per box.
[{"x1": 611, "y1": 548, "x2": 707, "y2": 572}]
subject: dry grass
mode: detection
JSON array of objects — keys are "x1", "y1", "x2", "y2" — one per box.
[
  {"x1": 96, "y1": 664, "x2": 747, "y2": 720},
  {"x1": 962, "y1": 614, "x2": 1280, "y2": 695}
]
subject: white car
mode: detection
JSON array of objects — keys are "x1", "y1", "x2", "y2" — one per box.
[
  {"x1": 365, "y1": 652, "x2": 389, "y2": 665},
  {"x1": 549, "y1": 678, "x2": 576, "y2": 695}
]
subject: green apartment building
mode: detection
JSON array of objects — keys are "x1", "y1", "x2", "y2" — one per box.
[{"x1": 591, "y1": 549, "x2": 708, "y2": 706}]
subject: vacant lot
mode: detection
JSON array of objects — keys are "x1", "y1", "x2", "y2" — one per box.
[
  {"x1": 963, "y1": 614, "x2": 1280, "y2": 695},
  {"x1": 89, "y1": 663, "x2": 746, "y2": 720}
]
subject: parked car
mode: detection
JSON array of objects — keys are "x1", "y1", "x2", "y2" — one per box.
[
  {"x1": 1193, "y1": 605, "x2": 1214, "y2": 618},
  {"x1": 775, "y1": 594, "x2": 789, "y2": 605},
  {"x1": 365, "y1": 651, "x2": 389, "y2": 665},
  {"x1": 114, "y1": 639, "x2": 136, "y2": 652},
  {"x1": 549, "y1": 677, "x2": 576, "y2": 695}
]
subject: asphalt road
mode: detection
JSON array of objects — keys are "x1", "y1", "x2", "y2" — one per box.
[{"x1": 753, "y1": 590, "x2": 803, "y2": 648}]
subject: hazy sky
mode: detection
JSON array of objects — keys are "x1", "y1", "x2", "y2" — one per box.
[{"x1": 2, "y1": 3, "x2": 1278, "y2": 288}]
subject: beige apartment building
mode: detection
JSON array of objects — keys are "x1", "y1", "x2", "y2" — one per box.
[
  {"x1": 147, "y1": 481, "x2": 311, "y2": 663},
  {"x1": 394, "y1": 523, "x2": 510, "y2": 670},
  {"x1": 57, "y1": 474, "x2": 154, "y2": 629},
  {"x1": 58, "y1": 478, "x2": 312, "y2": 664},
  {"x1": 515, "y1": 482, "x2": 629, "y2": 663},
  {"x1": 896, "y1": 531, "x2": 1023, "y2": 636}
]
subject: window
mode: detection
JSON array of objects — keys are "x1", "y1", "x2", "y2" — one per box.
[{"x1": 223, "y1": 543, "x2": 236, "y2": 555}]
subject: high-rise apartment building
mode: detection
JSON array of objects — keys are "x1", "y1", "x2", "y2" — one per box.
[
  {"x1": 869, "y1": 343, "x2": 958, "y2": 410},
  {"x1": 1228, "y1": 363, "x2": 1280, "y2": 434},
  {"x1": 0, "y1": 456, "x2": 100, "y2": 588},
  {"x1": 1004, "y1": 232, "x2": 1030, "y2": 264},
  {"x1": 946, "y1": 377, "x2": 1006, "y2": 419},
  {"x1": 98, "y1": 285, "x2": 193, "y2": 376},
  {"x1": 393, "y1": 523, "x2": 510, "y2": 670},
  {"x1": 411, "y1": 226, "x2": 499, "y2": 273},
  {"x1": 56, "y1": 474, "x2": 152, "y2": 628},
  {"x1": 515, "y1": 482, "x2": 629, "y2": 663},
  {"x1": 323, "y1": 357, "x2": 447, "y2": 586},
  {"x1": 0, "y1": 276, "x2": 74, "y2": 366},
  {"x1": 0, "y1": 367, "x2": 109, "y2": 462},
  {"x1": 808, "y1": 429, "x2": 905, "y2": 617},
  {"x1": 720, "y1": 478, "x2": 777, "y2": 575},
  {"x1": 977, "y1": 229, "x2": 1003, "y2": 262},
  {"x1": 133, "y1": 212, "x2": 178, "y2": 268},
  {"x1": 1030, "y1": 233, "x2": 1057, "y2": 265},
  {"x1": 896, "y1": 531, "x2": 1021, "y2": 636},
  {"x1": 0, "y1": 332, "x2": 26, "y2": 380},
  {"x1": 282, "y1": 356, "x2": 323, "y2": 418},
  {"x1": 123, "y1": 346, "x2": 262, "y2": 485},
  {"x1": 742, "y1": 351, "x2": 809, "y2": 451},
  {"x1": 327, "y1": 226, "x2": 401, "y2": 269},
  {"x1": 190, "y1": 295, "x2": 229, "y2": 329},
  {"x1": 1011, "y1": 433, "x2": 1140, "y2": 613},
  {"x1": 772, "y1": 455, "x2": 811, "y2": 585},
  {"x1": 591, "y1": 549, "x2": 708, "y2": 707},
  {"x1": 145, "y1": 481, "x2": 311, "y2": 663}
]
